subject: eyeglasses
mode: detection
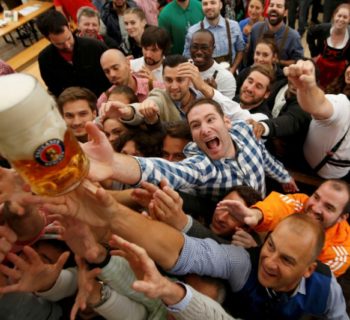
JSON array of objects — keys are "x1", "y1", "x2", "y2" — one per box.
[{"x1": 190, "y1": 44, "x2": 213, "y2": 51}]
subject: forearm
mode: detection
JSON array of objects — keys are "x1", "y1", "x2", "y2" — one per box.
[
  {"x1": 109, "y1": 202, "x2": 185, "y2": 270},
  {"x1": 109, "y1": 189, "x2": 141, "y2": 211},
  {"x1": 111, "y1": 153, "x2": 142, "y2": 185},
  {"x1": 230, "y1": 51, "x2": 244, "y2": 73},
  {"x1": 297, "y1": 84, "x2": 333, "y2": 119}
]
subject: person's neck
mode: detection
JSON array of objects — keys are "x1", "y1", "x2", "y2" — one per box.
[
  {"x1": 197, "y1": 59, "x2": 214, "y2": 72},
  {"x1": 207, "y1": 15, "x2": 221, "y2": 26},
  {"x1": 115, "y1": 4, "x2": 127, "y2": 15},
  {"x1": 177, "y1": 0, "x2": 189, "y2": 10},
  {"x1": 268, "y1": 21, "x2": 284, "y2": 33},
  {"x1": 240, "y1": 100, "x2": 264, "y2": 110},
  {"x1": 180, "y1": 91, "x2": 195, "y2": 113},
  {"x1": 332, "y1": 26, "x2": 346, "y2": 36}
]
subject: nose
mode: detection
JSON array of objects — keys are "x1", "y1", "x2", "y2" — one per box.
[
  {"x1": 216, "y1": 211, "x2": 229, "y2": 222},
  {"x1": 72, "y1": 116, "x2": 81, "y2": 126},
  {"x1": 264, "y1": 254, "x2": 278, "y2": 272}
]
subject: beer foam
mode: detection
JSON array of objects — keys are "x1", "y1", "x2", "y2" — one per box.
[{"x1": 0, "y1": 74, "x2": 36, "y2": 112}]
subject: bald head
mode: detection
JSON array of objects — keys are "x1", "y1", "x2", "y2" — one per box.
[{"x1": 100, "y1": 49, "x2": 130, "y2": 86}]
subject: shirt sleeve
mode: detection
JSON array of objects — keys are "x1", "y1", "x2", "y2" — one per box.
[
  {"x1": 258, "y1": 139, "x2": 291, "y2": 183},
  {"x1": 170, "y1": 235, "x2": 251, "y2": 292},
  {"x1": 325, "y1": 273, "x2": 349, "y2": 320},
  {"x1": 135, "y1": 155, "x2": 218, "y2": 190}
]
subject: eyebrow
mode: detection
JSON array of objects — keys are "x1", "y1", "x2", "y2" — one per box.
[{"x1": 269, "y1": 234, "x2": 297, "y2": 264}]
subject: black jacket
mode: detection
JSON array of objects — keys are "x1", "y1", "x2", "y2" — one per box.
[{"x1": 38, "y1": 36, "x2": 110, "y2": 97}]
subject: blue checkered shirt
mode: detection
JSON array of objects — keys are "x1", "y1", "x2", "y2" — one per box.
[
  {"x1": 183, "y1": 16, "x2": 245, "y2": 63},
  {"x1": 136, "y1": 121, "x2": 290, "y2": 198}
]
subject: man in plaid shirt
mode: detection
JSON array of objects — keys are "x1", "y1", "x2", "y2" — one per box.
[{"x1": 83, "y1": 98, "x2": 297, "y2": 197}]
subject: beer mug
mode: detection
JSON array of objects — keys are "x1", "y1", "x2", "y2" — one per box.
[{"x1": 0, "y1": 74, "x2": 89, "y2": 196}]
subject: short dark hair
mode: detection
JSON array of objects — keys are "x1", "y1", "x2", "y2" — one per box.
[
  {"x1": 247, "y1": 64, "x2": 276, "y2": 91},
  {"x1": 186, "y1": 98, "x2": 224, "y2": 120},
  {"x1": 164, "y1": 121, "x2": 192, "y2": 141},
  {"x1": 57, "y1": 87, "x2": 97, "y2": 114},
  {"x1": 37, "y1": 10, "x2": 69, "y2": 38},
  {"x1": 226, "y1": 185, "x2": 263, "y2": 207},
  {"x1": 114, "y1": 128, "x2": 165, "y2": 157},
  {"x1": 192, "y1": 29, "x2": 215, "y2": 47},
  {"x1": 141, "y1": 26, "x2": 171, "y2": 54},
  {"x1": 106, "y1": 85, "x2": 138, "y2": 103},
  {"x1": 163, "y1": 54, "x2": 188, "y2": 71},
  {"x1": 324, "y1": 180, "x2": 350, "y2": 215}
]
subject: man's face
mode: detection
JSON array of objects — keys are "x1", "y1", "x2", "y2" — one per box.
[
  {"x1": 267, "y1": 0, "x2": 286, "y2": 26},
  {"x1": 258, "y1": 223, "x2": 316, "y2": 292},
  {"x1": 113, "y1": 0, "x2": 126, "y2": 9},
  {"x1": 188, "y1": 103, "x2": 234, "y2": 160},
  {"x1": 304, "y1": 181, "x2": 349, "y2": 229},
  {"x1": 202, "y1": 0, "x2": 222, "y2": 20},
  {"x1": 78, "y1": 15, "x2": 100, "y2": 38},
  {"x1": 121, "y1": 140, "x2": 142, "y2": 156},
  {"x1": 210, "y1": 191, "x2": 245, "y2": 237},
  {"x1": 163, "y1": 66, "x2": 191, "y2": 102},
  {"x1": 62, "y1": 99, "x2": 96, "y2": 139},
  {"x1": 190, "y1": 32, "x2": 214, "y2": 70},
  {"x1": 101, "y1": 53, "x2": 130, "y2": 85},
  {"x1": 142, "y1": 45, "x2": 163, "y2": 67},
  {"x1": 240, "y1": 71, "x2": 270, "y2": 108},
  {"x1": 49, "y1": 26, "x2": 74, "y2": 53},
  {"x1": 162, "y1": 135, "x2": 189, "y2": 162}
]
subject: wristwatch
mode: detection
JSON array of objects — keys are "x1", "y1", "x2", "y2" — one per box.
[{"x1": 90, "y1": 281, "x2": 112, "y2": 309}]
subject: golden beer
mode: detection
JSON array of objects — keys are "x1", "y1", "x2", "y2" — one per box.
[
  {"x1": 0, "y1": 74, "x2": 89, "y2": 196},
  {"x1": 12, "y1": 130, "x2": 89, "y2": 196}
]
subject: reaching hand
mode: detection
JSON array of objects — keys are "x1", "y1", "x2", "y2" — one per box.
[
  {"x1": 231, "y1": 227, "x2": 258, "y2": 249},
  {"x1": 109, "y1": 235, "x2": 185, "y2": 305},
  {"x1": 281, "y1": 178, "x2": 299, "y2": 193},
  {"x1": 26, "y1": 180, "x2": 118, "y2": 229},
  {"x1": 138, "y1": 99, "x2": 160, "y2": 124},
  {"x1": 52, "y1": 216, "x2": 108, "y2": 263},
  {"x1": 0, "y1": 246, "x2": 69, "y2": 294},
  {"x1": 0, "y1": 225, "x2": 17, "y2": 263},
  {"x1": 246, "y1": 119, "x2": 265, "y2": 139},
  {"x1": 216, "y1": 200, "x2": 262, "y2": 227},
  {"x1": 177, "y1": 62, "x2": 205, "y2": 91},
  {"x1": 100, "y1": 101, "x2": 134, "y2": 122},
  {"x1": 81, "y1": 122, "x2": 115, "y2": 182},
  {"x1": 148, "y1": 183, "x2": 188, "y2": 230},
  {"x1": 70, "y1": 256, "x2": 101, "y2": 320},
  {"x1": 131, "y1": 180, "x2": 167, "y2": 209},
  {"x1": 134, "y1": 67, "x2": 155, "y2": 81},
  {"x1": 283, "y1": 60, "x2": 317, "y2": 91}
]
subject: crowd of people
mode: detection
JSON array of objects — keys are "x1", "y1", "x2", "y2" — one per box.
[{"x1": 1, "y1": 0, "x2": 350, "y2": 319}]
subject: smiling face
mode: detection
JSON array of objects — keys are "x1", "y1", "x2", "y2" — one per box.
[
  {"x1": 163, "y1": 66, "x2": 191, "y2": 102},
  {"x1": 248, "y1": 0, "x2": 264, "y2": 21},
  {"x1": 304, "y1": 181, "x2": 349, "y2": 229},
  {"x1": 267, "y1": 0, "x2": 287, "y2": 26},
  {"x1": 78, "y1": 15, "x2": 100, "y2": 38},
  {"x1": 187, "y1": 103, "x2": 235, "y2": 160},
  {"x1": 62, "y1": 99, "x2": 96, "y2": 139},
  {"x1": 202, "y1": 0, "x2": 222, "y2": 21},
  {"x1": 254, "y1": 43, "x2": 277, "y2": 66},
  {"x1": 124, "y1": 12, "x2": 146, "y2": 40},
  {"x1": 258, "y1": 222, "x2": 317, "y2": 292},
  {"x1": 240, "y1": 71, "x2": 270, "y2": 109},
  {"x1": 190, "y1": 32, "x2": 214, "y2": 70},
  {"x1": 333, "y1": 6, "x2": 350, "y2": 30}
]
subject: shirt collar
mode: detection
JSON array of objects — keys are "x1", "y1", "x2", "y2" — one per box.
[{"x1": 203, "y1": 15, "x2": 225, "y2": 28}]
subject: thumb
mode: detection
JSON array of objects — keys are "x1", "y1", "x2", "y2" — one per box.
[{"x1": 55, "y1": 251, "x2": 70, "y2": 271}]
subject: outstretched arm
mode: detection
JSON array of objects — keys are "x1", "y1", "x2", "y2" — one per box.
[{"x1": 284, "y1": 60, "x2": 333, "y2": 120}]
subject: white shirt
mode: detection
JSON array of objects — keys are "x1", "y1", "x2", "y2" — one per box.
[
  {"x1": 130, "y1": 57, "x2": 163, "y2": 82},
  {"x1": 200, "y1": 61, "x2": 236, "y2": 99}
]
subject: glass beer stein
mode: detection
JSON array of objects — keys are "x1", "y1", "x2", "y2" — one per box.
[{"x1": 0, "y1": 74, "x2": 89, "y2": 196}]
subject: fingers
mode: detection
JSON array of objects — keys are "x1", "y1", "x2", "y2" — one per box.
[
  {"x1": 0, "y1": 263, "x2": 21, "y2": 281},
  {"x1": 55, "y1": 251, "x2": 71, "y2": 271},
  {"x1": 85, "y1": 122, "x2": 106, "y2": 144}
]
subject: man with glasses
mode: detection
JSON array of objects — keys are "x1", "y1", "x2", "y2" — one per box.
[{"x1": 183, "y1": 0, "x2": 245, "y2": 74}]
